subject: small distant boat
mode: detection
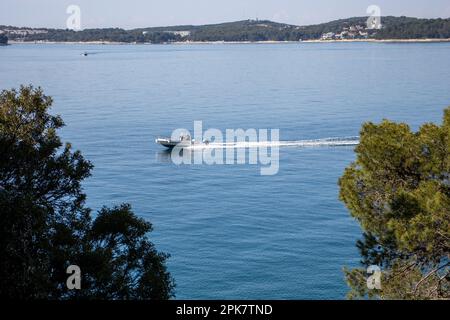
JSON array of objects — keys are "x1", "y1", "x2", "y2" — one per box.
[
  {"x1": 155, "y1": 135, "x2": 194, "y2": 149},
  {"x1": 81, "y1": 52, "x2": 88, "y2": 56}
]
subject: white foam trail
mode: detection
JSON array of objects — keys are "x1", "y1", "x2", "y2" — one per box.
[{"x1": 188, "y1": 136, "x2": 359, "y2": 149}]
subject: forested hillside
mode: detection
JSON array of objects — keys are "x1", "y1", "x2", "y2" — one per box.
[{"x1": 1, "y1": 16, "x2": 449, "y2": 43}]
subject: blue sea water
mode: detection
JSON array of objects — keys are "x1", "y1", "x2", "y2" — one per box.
[{"x1": 1, "y1": 42, "x2": 449, "y2": 299}]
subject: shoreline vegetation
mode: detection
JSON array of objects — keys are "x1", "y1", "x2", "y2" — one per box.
[
  {"x1": 2, "y1": 16, "x2": 450, "y2": 45},
  {"x1": 8, "y1": 38, "x2": 450, "y2": 45}
]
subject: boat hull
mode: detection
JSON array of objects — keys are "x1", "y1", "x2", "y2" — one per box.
[{"x1": 156, "y1": 138, "x2": 192, "y2": 149}]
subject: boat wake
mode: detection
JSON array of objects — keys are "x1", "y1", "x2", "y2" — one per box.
[{"x1": 187, "y1": 136, "x2": 359, "y2": 149}]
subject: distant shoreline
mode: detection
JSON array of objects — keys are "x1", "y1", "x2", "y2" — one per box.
[{"x1": 8, "y1": 38, "x2": 450, "y2": 45}]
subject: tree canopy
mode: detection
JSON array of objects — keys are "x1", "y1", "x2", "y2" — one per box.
[
  {"x1": 0, "y1": 85, "x2": 175, "y2": 299},
  {"x1": 0, "y1": 34, "x2": 7, "y2": 44},
  {"x1": 339, "y1": 108, "x2": 450, "y2": 299}
]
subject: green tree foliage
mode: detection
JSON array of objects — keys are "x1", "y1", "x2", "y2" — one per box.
[
  {"x1": 339, "y1": 108, "x2": 450, "y2": 299},
  {"x1": 0, "y1": 34, "x2": 7, "y2": 45},
  {"x1": 0, "y1": 86, "x2": 175, "y2": 299},
  {"x1": 375, "y1": 17, "x2": 450, "y2": 39}
]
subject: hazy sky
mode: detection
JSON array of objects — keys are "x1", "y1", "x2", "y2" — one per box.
[{"x1": 2, "y1": 0, "x2": 450, "y2": 29}]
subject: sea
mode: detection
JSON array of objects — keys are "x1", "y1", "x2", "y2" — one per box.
[{"x1": 1, "y1": 42, "x2": 449, "y2": 299}]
